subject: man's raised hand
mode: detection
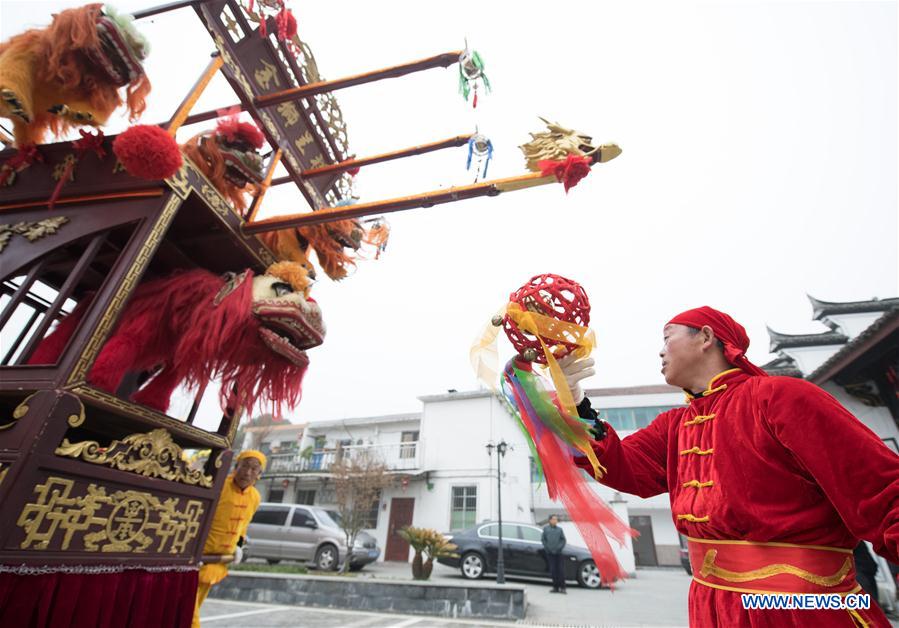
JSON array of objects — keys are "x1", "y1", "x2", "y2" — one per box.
[{"x1": 557, "y1": 353, "x2": 595, "y2": 404}]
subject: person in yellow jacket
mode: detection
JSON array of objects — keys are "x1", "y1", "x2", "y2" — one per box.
[{"x1": 192, "y1": 450, "x2": 266, "y2": 628}]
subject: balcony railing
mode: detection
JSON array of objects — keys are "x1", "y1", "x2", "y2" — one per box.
[{"x1": 266, "y1": 441, "x2": 422, "y2": 474}]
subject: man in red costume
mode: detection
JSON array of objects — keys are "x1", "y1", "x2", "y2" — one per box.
[{"x1": 561, "y1": 306, "x2": 898, "y2": 626}]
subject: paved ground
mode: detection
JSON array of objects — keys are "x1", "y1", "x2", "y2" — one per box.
[
  {"x1": 216, "y1": 560, "x2": 899, "y2": 627},
  {"x1": 200, "y1": 599, "x2": 512, "y2": 627},
  {"x1": 206, "y1": 562, "x2": 694, "y2": 627}
]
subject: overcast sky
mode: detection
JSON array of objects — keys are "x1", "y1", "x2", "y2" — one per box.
[{"x1": 2, "y1": 0, "x2": 896, "y2": 425}]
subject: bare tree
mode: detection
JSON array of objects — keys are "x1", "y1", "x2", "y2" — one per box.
[
  {"x1": 239, "y1": 413, "x2": 281, "y2": 452},
  {"x1": 330, "y1": 448, "x2": 394, "y2": 574}
]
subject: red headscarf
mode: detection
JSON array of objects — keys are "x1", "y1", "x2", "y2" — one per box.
[{"x1": 667, "y1": 306, "x2": 769, "y2": 377}]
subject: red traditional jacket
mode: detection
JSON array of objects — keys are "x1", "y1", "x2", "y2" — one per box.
[{"x1": 576, "y1": 368, "x2": 899, "y2": 627}]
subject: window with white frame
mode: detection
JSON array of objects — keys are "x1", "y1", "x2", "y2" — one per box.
[
  {"x1": 400, "y1": 431, "x2": 419, "y2": 459},
  {"x1": 450, "y1": 486, "x2": 477, "y2": 530}
]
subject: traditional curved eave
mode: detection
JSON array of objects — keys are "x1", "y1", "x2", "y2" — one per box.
[
  {"x1": 809, "y1": 308, "x2": 899, "y2": 384},
  {"x1": 766, "y1": 366, "x2": 805, "y2": 378},
  {"x1": 766, "y1": 327, "x2": 848, "y2": 353},
  {"x1": 808, "y1": 295, "x2": 899, "y2": 320},
  {"x1": 761, "y1": 355, "x2": 804, "y2": 378}
]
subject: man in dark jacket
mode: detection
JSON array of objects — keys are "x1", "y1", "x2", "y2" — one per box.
[
  {"x1": 854, "y1": 542, "x2": 880, "y2": 609},
  {"x1": 542, "y1": 515, "x2": 567, "y2": 593}
]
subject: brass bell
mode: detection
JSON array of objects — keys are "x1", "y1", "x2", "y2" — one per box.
[
  {"x1": 522, "y1": 348, "x2": 538, "y2": 362},
  {"x1": 491, "y1": 315, "x2": 504, "y2": 327}
]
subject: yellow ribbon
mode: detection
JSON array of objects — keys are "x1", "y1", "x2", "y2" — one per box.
[{"x1": 469, "y1": 306, "x2": 506, "y2": 390}]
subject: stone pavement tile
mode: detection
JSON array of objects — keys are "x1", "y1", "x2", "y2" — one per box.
[{"x1": 200, "y1": 599, "x2": 525, "y2": 628}]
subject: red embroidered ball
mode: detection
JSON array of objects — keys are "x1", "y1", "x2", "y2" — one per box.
[
  {"x1": 113, "y1": 125, "x2": 183, "y2": 180},
  {"x1": 502, "y1": 273, "x2": 591, "y2": 363}
]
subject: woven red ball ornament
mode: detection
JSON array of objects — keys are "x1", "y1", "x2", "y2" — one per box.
[
  {"x1": 113, "y1": 125, "x2": 183, "y2": 180},
  {"x1": 502, "y1": 273, "x2": 591, "y2": 364}
]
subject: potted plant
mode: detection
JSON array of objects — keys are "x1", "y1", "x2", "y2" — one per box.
[{"x1": 397, "y1": 527, "x2": 458, "y2": 580}]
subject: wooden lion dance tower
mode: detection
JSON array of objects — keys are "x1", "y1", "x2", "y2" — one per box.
[{"x1": 0, "y1": 1, "x2": 620, "y2": 625}]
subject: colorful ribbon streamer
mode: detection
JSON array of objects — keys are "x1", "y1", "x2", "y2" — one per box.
[{"x1": 502, "y1": 358, "x2": 633, "y2": 586}]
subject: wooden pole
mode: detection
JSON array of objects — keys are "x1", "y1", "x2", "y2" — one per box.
[
  {"x1": 180, "y1": 104, "x2": 239, "y2": 128},
  {"x1": 245, "y1": 149, "x2": 282, "y2": 223},
  {"x1": 243, "y1": 171, "x2": 558, "y2": 234},
  {"x1": 254, "y1": 51, "x2": 462, "y2": 109},
  {"x1": 0, "y1": 189, "x2": 164, "y2": 212},
  {"x1": 132, "y1": 0, "x2": 203, "y2": 20},
  {"x1": 166, "y1": 55, "x2": 224, "y2": 136},
  {"x1": 298, "y1": 134, "x2": 473, "y2": 179}
]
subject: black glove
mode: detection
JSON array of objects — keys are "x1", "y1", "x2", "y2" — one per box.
[{"x1": 576, "y1": 397, "x2": 608, "y2": 441}]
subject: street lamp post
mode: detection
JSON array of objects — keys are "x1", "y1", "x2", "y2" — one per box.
[{"x1": 486, "y1": 439, "x2": 509, "y2": 584}]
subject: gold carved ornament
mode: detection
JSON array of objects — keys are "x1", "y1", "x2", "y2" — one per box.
[
  {"x1": 55, "y1": 427, "x2": 214, "y2": 488},
  {"x1": 519, "y1": 117, "x2": 621, "y2": 172},
  {"x1": 1, "y1": 393, "x2": 34, "y2": 430},
  {"x1": 1, "y1": 393, "x2": 82, "y2": 431},
  {"x1": 17, "y1": 476, "x2": 204, "y2": 553},
  {"x1": 165, "y1": 163, "x2": 192, "y2": 199},
  {"x1": 0, "y1": 217, "x2": 69, "y2": 252}
]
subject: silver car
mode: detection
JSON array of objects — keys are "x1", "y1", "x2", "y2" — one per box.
[{"x1": 244, "y1": 503, "x2": 381, "y2": 571}]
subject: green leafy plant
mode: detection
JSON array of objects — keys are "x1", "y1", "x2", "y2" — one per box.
[{"x1": 397, "y1": 526, "x2": 458, "y2": 580}]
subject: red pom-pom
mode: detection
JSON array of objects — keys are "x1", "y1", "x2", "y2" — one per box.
[
  {"x1": 113, "y1": 125, "x2": 182, "y2": 180},
  {"x1": 277, "y1": 8, "x2": 297, "y2": 40},
  {"x1": 539, "y1": 154, "x2": 592, "y2": 192},
  {"x1": 216, "y1": 118, "x2": 265, "y2": 150}
]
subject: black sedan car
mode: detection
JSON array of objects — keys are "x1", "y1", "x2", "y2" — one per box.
[{"x1": 437, "y1": 521, "x2": 603, "y2": 589}]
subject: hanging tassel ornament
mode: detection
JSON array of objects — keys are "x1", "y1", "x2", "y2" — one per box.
[
  {"x1": 538, "y1": 154, "x2": 593, "y2": 193},
  {"x1": 362, "y1": 218, "x2": 390, "y2": 260},
  {"x1": 275, "y1": 6, "x2": 297, "y2": 40},
  {"x1": 466, "y1": 133, "x2": 493, "y2": 181},
  {"x1": 48, "y1": 129, "x2": 107, "y2": 208},
  {"x1": 458, "y1": 47, "x2": 491, "y2": 109},
  {"x1": 247, "y1": 0, "x2": 296, "y2": 41},
  {"x1": 0, "y1": 143, "x2": 44, "y2": 187}
]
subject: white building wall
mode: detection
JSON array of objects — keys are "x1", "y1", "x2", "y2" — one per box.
[
  {"x1": 302, "y1": 418, "x2": 420, "y2": 449},
  {"x1": 823, "y1": 312, "x2": 882, "y2": 340},
  {"x1": 781, "y1": 345, "x2": 844, "y2": 376},
  {"x1": 591, "y1": 392, "x2": 684, "y2": 409},
  {"x1": 418, "y1": 393, "x2": 655, "y2": 572},
  {"x1": 419, "y1": 394, "x2": 535, "y2": 528},
  {"x1": 821, "y1": 381, "x2": 899, "y2": 443}
]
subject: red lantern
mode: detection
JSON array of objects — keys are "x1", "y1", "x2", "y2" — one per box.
[{"x1": 501, "y1": 273, "x2": 591, "y2": 364}]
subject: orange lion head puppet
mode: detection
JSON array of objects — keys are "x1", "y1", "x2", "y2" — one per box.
[
  {"x1": 262, "y1": 219, "x2": 367, "y2": 281},
  {"x1": 182, "y1": 118, "x2": 266, "y2": 214},
  {"x1": 29, "y1": 261, "x2": 324, "y2": 415},
  {"x1": 0, "y1": 3, "x2": 151, "y2": 146}
]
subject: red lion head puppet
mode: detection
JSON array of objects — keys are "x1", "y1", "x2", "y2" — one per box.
[
  {"x1": 29, "y1": 261, "x2": 324, "y2": 415},
  {"x1": 0, "y1": 3, "x2": 151, "y2": 146},
  {"x1": 182, "y1": 118, "x2": 266, "y2": 213}
]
